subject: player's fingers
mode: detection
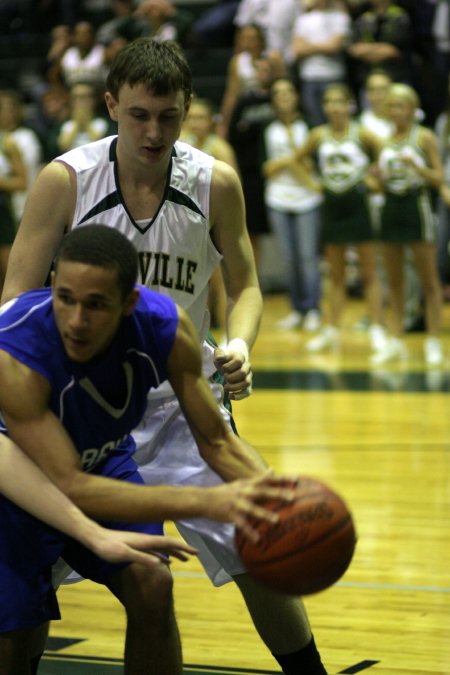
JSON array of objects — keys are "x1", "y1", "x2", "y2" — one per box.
[
  {"x1": 126, "y1": 549, "x2": 172, "y2": 568},
  {"x1": 165, "y1": 547, "x2": 199, "y2": 561},
  {"x1": 228, "y1": 385, "x2": 252, "y2": 400},
  {"x1": 234, "y1": 518, "x2": 261, "y2": 544},
  {"x1": 121, "y1": 533, "x2": 197, "y2": 557}
]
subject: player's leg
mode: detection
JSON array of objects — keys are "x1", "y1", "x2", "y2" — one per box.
[
  {"x1": 0, "y1": 628, "x2": 36, "y2": 675},
  {"x1": 233, "y1": 573, "x2": 326, "y2": 674},
  {"x1": 134, "y1": 382, "x2": 328, "y2": 674},
  {"x1": 29, "y1": 621, "x2": 50, "y2": 675},
  {"x1": 61, "y1": 447, "x2": 183, "y2": 675},
  {"x1": 0, "y1": 496, "x2": 63, "y2": 675},
  {"x1": 108, "y1": 560, "x2": 182, "y2": 675}
]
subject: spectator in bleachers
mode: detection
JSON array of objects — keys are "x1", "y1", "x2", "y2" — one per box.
[
  {"x1": 46, "y1": 24, "x2": 72, "y2": 83},
  {"x1": 294, "y1": 83, "x2": 386, "y2": 354},
  {"x1": 0, "y1": 127, "x2": 27, "y2": 295},
  {"x1": 374, "y1": 83, "x2": 444, "y2": 366},
  {"x1": 190, "y1": 0, "x2": 240, "y2": 49},
  {"x1": 219, "y1": 24, "x2": 284, "y2": 137},
  {"x1": 0, "y1": 90, "x2": 43, "y2": 223},
  {"x1": 228, "y1": 56, "x2": 276, "y2": 267},
  {"x1": 347, "y1": 0, "x2": 414, "y2": 104},
  {"x1": 430, "y1": 0, "x2": 450, "y2": 126},
  {"x1": 96, "y1": 0, "x2": 147, "y2": 45},
  {"x1": 358, "y1": 68, "x2": 424, "y2": 334},
  {"x1": 57, "y1": 81, "x2": 110, "y2": 152},
  {"x1": 79, "y1": 0, "x2": 116, "y2": 28},
  {"x1": 434, "y1": 76, "x2": 450, "y2": 299},
  {"x1": 290, "y1": 0, "x2": 351, "y2": 127},
  {"x1": 181, "y1": 97, "x2": 239, "y2": 329},
  {"x1": 133, "y1": 0, "x2": 195, "y2": 47},
  {"x1": 182, "y1": 97, "x2": 239, "y2": 170},
  {"x1": 50, "y1": 21, "x2": 108, "y2": 89},
  {"x1": 262, "y1": 77, "x2": 323, "y2": 331},
  {"x1": 234, "y1": 0, "x2": 301, "y2": 63},
  {"x1": 359, "y1": 69, "x2": 393, "y2": 140},
  {"x1": 36, "y1": 85, "x2": 71, "y2": 161}
]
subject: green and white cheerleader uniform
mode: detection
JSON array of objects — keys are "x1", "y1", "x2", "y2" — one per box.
[
  {"x1": 316, "y1": 121, "x2": 374, "y2": 244},
  {"x1": 379, "y1": 125, "x2": 436, "y2": 243}
]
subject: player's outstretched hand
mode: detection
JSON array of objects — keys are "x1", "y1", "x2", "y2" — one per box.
[
  {"x1": 206, "y1": 469, "x2": 296, "y2": 542},
  {"x1": 214, "y1": 338, "x2": 253, "y2": 400},
  {"x1": 89, "y1": 527, "x2": 198, "y2": 567}
]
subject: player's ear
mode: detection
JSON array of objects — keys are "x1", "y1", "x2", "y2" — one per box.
[
  {"x1": 123, "y1": 287, "x2": 140, "y2": 316},
  {"x1": 105, "y1": 92, "x2": 118, "y2": 121}
]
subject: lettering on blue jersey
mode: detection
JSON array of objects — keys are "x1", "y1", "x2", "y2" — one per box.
[
  {"x1": 80, "y1": 434, "x2": 129, "y2": 471},
  {"x1": 137, "y1": 251, "x2": 197, "y2": 294},
  {"x1": 79, "y1": 362, "x2": 133, "y2": 419}
]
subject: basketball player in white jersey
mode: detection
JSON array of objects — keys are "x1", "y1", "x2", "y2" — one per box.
[{"x1": 3, "y1": 38, "x2": 327, "y2": 675}]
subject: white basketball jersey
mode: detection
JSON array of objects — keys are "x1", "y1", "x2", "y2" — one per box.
[{"x1": 57, "y1": 136, "x2": 221, "y2": 394}]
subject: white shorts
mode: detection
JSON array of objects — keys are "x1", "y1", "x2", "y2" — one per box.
[
  {"x1": 133, "y1": 363, "x2": 247, "y2": 586},
  {"x1": 56, "y1": 341, "x2": 247, "y2": 588}
]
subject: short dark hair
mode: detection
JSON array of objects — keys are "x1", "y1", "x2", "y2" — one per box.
[
  {"x1": 55, "y1": 225, "x2": 138, "y2": 298},
  {"x1": 106, "y1": 37, "x2": 192, "y2": 101}
]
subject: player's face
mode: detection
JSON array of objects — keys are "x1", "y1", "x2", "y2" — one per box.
[
  {"x1": 51, "y1": 262, "x2": 138, "y2": 363},
  {"x1": 105, "y1": 84, "x2": 190, "y2": 168}
]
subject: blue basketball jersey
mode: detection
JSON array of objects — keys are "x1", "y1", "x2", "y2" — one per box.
[{"x1": 0, "y1": 286, "x2": 178, "y2": 471}]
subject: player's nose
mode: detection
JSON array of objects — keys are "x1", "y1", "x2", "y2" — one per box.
[
  {"x1": 68, "y1": 304, "x2": 88, "y2": 329},
  {"x1": 145, "y1": 118, "x2": 162, "y2": 142}
]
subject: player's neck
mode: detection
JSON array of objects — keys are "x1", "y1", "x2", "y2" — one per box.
[{"x1": 116, "y1": 141, "x2": 172, "y2": 189}]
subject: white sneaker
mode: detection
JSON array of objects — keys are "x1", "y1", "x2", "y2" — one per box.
[
  {"x1": 370, "y1": 337, "x2": 407, "y2": 365},
  {"x1": 305, "y1": 325, "x2": 339, "y2": 353},
  {"x1": 276, "y1": 311, "x2": 302, "y2": 329},
  {"x1": 368, "y1": 324, "x2": 387, "y2": 351},
  {"x1": 302, "y1": 310, "x2": 321, "y2": 332},
  {"x1": 424, "y1": 337, "x2": 444, "y2": 367}
]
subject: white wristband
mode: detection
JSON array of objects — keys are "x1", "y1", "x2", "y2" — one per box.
[{"x1": 226, "y1": 337, "x2": 249, "y2": 362}]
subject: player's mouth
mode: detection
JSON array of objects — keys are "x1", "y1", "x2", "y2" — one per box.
[
  {"x1": 142, "y1": 144, "x2": 164, "y2": 158},
  {"x1": 65, "y1": 334, "x2": 89, "y2": 352}
]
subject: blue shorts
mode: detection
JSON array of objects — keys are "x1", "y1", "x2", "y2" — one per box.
[{"x1": 0, "y1": 444, "x2": 163, "y2": 632}]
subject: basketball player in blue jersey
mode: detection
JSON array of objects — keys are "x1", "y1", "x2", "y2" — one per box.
[
  {"x1": 0, "y1": 225, "x2": 292, "y2": 675},
  {"x1": 0, "y1": 434, "x2": 197, "y2": 567},
  {"x1": 3, "y1": 39, "x2": 327, "y2": 674}
]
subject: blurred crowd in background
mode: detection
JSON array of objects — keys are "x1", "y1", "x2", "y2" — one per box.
[{"x1": 1, "y1": 0, "x2": 450, "y2": 366}]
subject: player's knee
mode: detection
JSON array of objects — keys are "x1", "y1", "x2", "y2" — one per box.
[{"x1": 122, "y1": 561, "x2": 174, "y2": 620}]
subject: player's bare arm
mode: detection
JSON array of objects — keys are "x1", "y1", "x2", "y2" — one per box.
[
  {"x1": 1, "y1": 161, "x2": 76, "y2": 303},
  {"x1": 0, "y1": 434, "x2": 197, "y2": 567},
  {"x1": 167, "y1": 306, "x2": 268, "y2": 479},
  {"x1": 209, "y1": 160, "x2": 262, "y2": 399},
  {"x1": 0, "y1": 349, "x2": 284, "y2": 533}
]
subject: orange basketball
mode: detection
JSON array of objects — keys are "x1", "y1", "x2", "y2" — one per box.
[{"x1": 235, "y1": 476, "x2": 356, "y2": 596}]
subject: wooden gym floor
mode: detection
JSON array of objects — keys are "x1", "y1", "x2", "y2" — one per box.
[{"x1": 38, "y1": 295, "x2": 450, "y2": 675}]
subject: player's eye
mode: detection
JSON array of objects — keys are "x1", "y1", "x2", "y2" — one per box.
[
  {"x1": 57, "y1": 292, "x2": 74, "y2": 305},
  {"x1": 85, "y1": 300, "x2": 107, "y2": 310}
]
